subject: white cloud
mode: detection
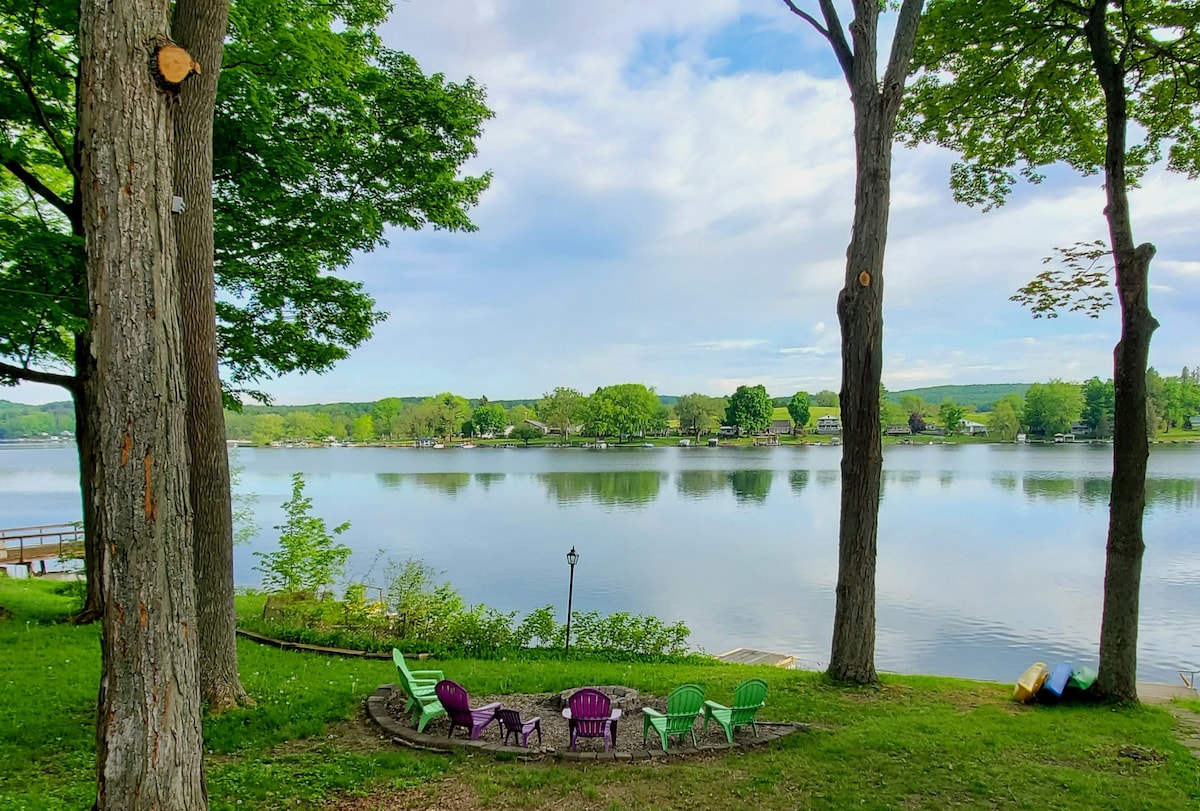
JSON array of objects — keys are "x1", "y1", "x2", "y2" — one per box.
[{"x1": 694, "y1": 339, "x2": 768, "y2": 351}]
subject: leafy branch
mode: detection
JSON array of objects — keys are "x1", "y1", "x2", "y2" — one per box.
[{"x1": 1011, "y1": 239, "x2": 1113, "y2": 318}]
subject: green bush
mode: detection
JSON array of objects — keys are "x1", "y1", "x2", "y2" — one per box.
[
  {"x1": 254, "y1": 473, "x2": 351, "y2": 596},
  {"x1": 246, "y1": 553, "x2": 695, "y2": 661}
]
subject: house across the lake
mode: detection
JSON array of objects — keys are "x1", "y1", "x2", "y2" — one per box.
[
  {"x1": 816, "y1": 415, "x2": 842, "y2": 434},
  {"x1": 769, "y1": 418, "x2": 793, "y2": 435},
  {"x1": 960, "y1": 419, "x2": 988, "y2": 436}
]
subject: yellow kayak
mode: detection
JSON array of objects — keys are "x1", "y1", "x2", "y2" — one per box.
[{"x1": 1014, "y1": 662, "x2": 1049, "y2": 703}]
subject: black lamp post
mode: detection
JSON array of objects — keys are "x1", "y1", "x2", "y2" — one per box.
[{"x1": 564, "y1": 546, "x2": 579, "y2": 654}]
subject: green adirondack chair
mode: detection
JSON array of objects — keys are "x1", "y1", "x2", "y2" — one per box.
[
  {"x1": 642, "y1": 683, "x2": 705, "y2": 750},
  {"x1": 392, "y1": 648, "x2": 446, "y2": 732},
  {"x1": 702, "y1": 678, "x2": 767, "y2": 742}
]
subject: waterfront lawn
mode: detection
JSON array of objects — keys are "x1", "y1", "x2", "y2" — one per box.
[{"x1": 2, "y1": 578, "x2": 1198, "y2": 810}]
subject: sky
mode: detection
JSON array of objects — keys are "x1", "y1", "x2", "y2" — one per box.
[{"x1": 8, "y1": 0, "x2": 1200, "y2": 406}]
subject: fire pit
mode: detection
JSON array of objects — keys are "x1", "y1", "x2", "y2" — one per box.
[{"x1": 555, "y1": 685, "x2": 641, "y2": 713}]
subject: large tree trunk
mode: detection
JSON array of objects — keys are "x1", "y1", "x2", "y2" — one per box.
[
  {"x1": 79, "y1": 0, "x2": 207, "y2": 806},
  {"x1": 173, "y1": 0, "x2": 247, "y2": 712},
  {"x1": 824, "y1": 0, "x2": 923, "y2": 684},
  {"x1": 829, "y1": 97, "x2": 889, "y2": 685},
  {"x1": 1086, "y1": 5, "x2": 1158, "y2": 703},
  {"x1": 71, "y1": 333, "x2": 104, "y2": 623}
]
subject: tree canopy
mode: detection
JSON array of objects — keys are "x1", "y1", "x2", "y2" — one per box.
[
  {"x1": 537, "y1": 387, "x2": 585, "y2": 440},
  {"x1": 1023, "y1": 380, "x2": 1085, "y2": 436},
  {"x1": 725, "y1": 384, "x2": 772, "y2": 435},
  {"x1": 0, "y1": 0, "x2": 493, "y2": 398},
  {"x1": 674, "y1": 393, "x2": 725, "y2": 437},
  {"x1": 938, "y1": 400, "x2": 965, "y2": 436},
  {"x1": 583, "y1": 383, "x2": 665, "y2": 439},
  {"x1": 902, "y1": 1, "x2": 1200, "y2": 211},
  {"x1": 787, "y1": 391, "x2": 811, "y2": 431}
]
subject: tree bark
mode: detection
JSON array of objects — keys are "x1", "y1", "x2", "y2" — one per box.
[
  {"x1": 71, "y1": 333, "x2": 104, "y2": 623},
  {"x1": 829, "y1": 97, "x2": 889, "y2": 685},
  {"x1": 79, "y1": 0, "x2": 207, "y2": 805},
  {"x1": 821, "y1": 0, "x2": 924, "y2": 685},
  {"x1": 173, "y1": 0, "x2": 247, "y2": 712},
  {"x1": 1085, "y1": 3, "x2": 1158, "y2": 703}
]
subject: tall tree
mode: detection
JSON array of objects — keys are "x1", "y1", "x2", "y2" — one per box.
[
  {"x1": 675, "y1": 392, "x2": 725, "y2": 439},
  {"x1": 903, "y1": 0, "x2": 1200, "y2": 699},
  {"x1": 1, "y1": 0, "x2": 492, "y2": 639},
  {"x1": 79, "y1": 0, "x2": 206, "y2": 804},
  {"x1": 725, "y1": 384, "x2": 773, "y2": 435},
  {"x1": 0, "y1": 0, "x2": 104, "y2": 621},
  {"x1": 1023, "y1": 381, "x2": 1084, "y2": 436},
  {"x1": 987, "y1": 400, "x2": 1021, "y2": 442},
  {"x1": 787, "y1": 391, "x2": 811, "y2": 433},
  {"x1": 430, "y1": 392, "x2": 470, "y2": 442},
  {"x1": 373, "y1": 397, "x2": 404, "y2": 438},
  {"x1": 1081, "y1": 377, "x2": 1116, "y2": 436},
  {"x1": 938, "y1": 399, "x2": 965, "y2": 436},
  {"x1": 172, "y1": 0, "x2": 247, "y2": 712},
  {"x1": 537, "y1": 387, "x2": 586, "y2": 441},
  {"x1": 471, "y1": 402, "x2": 506, "y2": 437},
  {"x1": 782, "y1": 0, "x2": 926, "y2": 683},
  {"x1": 585, "y1": 384, "x2": 662, "y2": 440}
]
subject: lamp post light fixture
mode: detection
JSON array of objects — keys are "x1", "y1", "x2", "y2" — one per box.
[{"x1": 565, "y1": 546, "x2": 579, "y2": 654}]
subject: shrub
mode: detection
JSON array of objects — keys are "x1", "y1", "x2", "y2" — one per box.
[
  {"x1": 242, "y1": 554, "x2": 695, "y2": 661},
  {"x1": 254, "y1": 473, "x2": 351, "y2": 596}
]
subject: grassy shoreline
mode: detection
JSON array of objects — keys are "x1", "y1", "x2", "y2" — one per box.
[{"x1": 2, "y1": 577, "x2": 1198, "y2": 810}]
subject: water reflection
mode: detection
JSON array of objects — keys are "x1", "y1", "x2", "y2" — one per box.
[
  {"x1": 789, "y1": 470, "x2": 809, "y2": 495},
  {"x1": 1147, "y1": 478, "x2": 1200, "y2": 510},
  {"x1": 1016, "y1": 475, "x2": 1198, "y2": 508},
  {"x1": 474, "y1": 472, "x2": 506, "y2": 490},
  {"x1": 994, "y1": 474, "x2": 1018, "y2": 491},
  {"x1": 375, "y1": 472, "x2": 472, "y2": 497},
  {"x1": 537, "y1": 471, "x2": 665, "y2": 507},
  {"x1": 729, "y1": 470, "x2": 773, "y2": 503},
  {"x1": 816, "y1": 470, "x2": 838, "y2": 489},
  {"x1": 677, "y1": 470, "x2": 727, "y2": 499},
  {"x1": 374, "y1": 468, "x2": 1197, "y2": 511}
]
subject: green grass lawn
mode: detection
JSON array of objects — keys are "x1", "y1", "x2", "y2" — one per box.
[{"x1": 2, "y1": 577, "x2": 1198, "y2": 810}]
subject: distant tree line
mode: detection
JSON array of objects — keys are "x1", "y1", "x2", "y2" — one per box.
[
  {"x1": 886, "y1": 367, "x2": 1200, "y2": 441},
  {"x1": 4, "y1": 370, "x2": 1197, "y2": 442}
]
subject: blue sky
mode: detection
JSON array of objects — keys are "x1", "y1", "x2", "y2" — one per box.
[{"x1": 10, "y1": 0, "x2": 1200, "y2": 406}]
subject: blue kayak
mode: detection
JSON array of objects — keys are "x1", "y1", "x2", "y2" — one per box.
[{"x1": 1041, "y1": 663, "x2": 1073, "y2": 698}]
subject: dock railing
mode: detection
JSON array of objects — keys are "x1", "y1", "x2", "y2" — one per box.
[{"x1": 0, "y1": 523, "x2": 85, "y2": 565}]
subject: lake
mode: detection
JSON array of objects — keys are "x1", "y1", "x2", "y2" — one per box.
[{"x1": 2, "y1": 441, "x2": 1198, "y2": 683}]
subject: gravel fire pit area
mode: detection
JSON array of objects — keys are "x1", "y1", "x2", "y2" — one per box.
[{"x1": 366, "y1": 683, "x2": 808, "y2": 761}]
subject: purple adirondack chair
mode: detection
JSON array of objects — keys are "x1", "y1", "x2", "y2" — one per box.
[
  {"x1": 561, "y1": 688, "x2": 622, "y2": 751},
  {"x1": 496, "y1": 708, "x2": 542, "y2": 748},
  {"x1": 434, "y1": 679, "x2": 501, "y2": 740}
]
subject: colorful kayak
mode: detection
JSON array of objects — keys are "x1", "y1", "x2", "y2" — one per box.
[
  {"x1": 1014, "y1": 662, "x2": 1049, "y2": 703},
  {"x1": 1041, "y1": 663, "x2": 1073, "y2": 698},
  {"x1": 1067, "y1": 666, "x2": 1098, "y2": 691}
]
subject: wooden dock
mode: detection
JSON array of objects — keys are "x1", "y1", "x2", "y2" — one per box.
[
  {"x1": 1139, "y1": 680, "x2": 1199, "y2": 704},
  {"x1": 1, "y1": 523, "x2": 84, "y2": 568},
  {"x1": 714, "y1": 648, "x2": 797, "y2": 668}
]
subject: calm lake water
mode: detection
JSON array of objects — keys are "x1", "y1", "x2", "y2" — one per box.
[{"x1": 2, "y1": 442, "x2": 1198, "y2": 683}]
